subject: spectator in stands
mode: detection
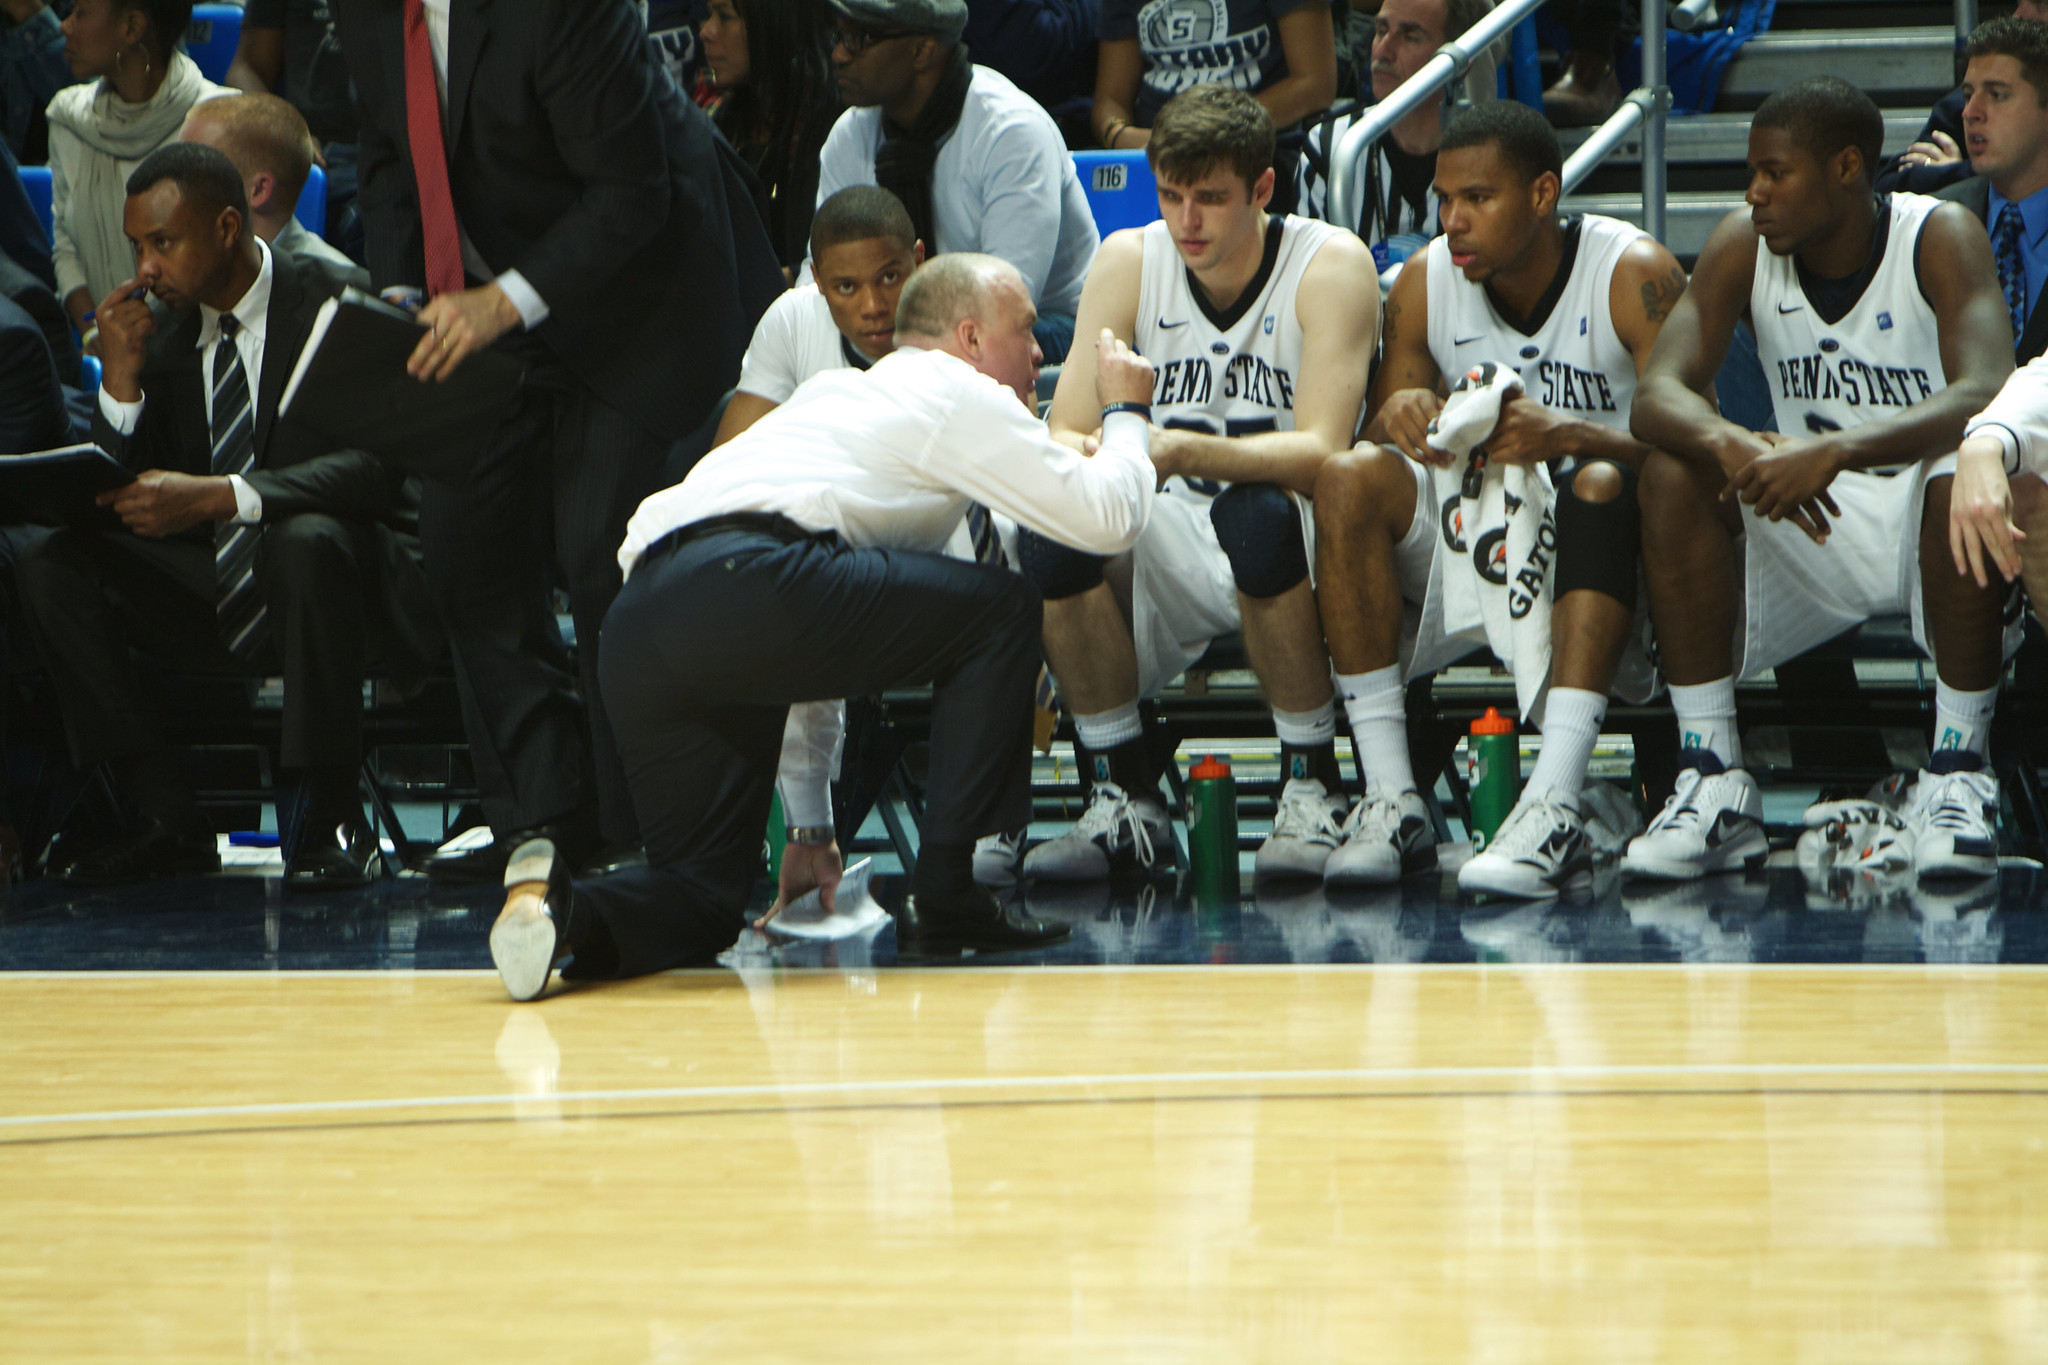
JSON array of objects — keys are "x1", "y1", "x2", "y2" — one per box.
[
  {"x1": 0, "y1": 0, "x2": 71, "y2": 162},
  {"x1": 46, "y1": 0, "x2": 235, "y2": 347},
  {"x1": 0, "y1": 136, "x2": 54, "y2": 289},
  {"x1": 1, "y1": 239, "x2": 80, "y2": 393},
  {"x1": 0, "y1": 266, "x2": 68, "y2": 451},
  {"x1": 223, "y1": 0, "x2": 361, "y2": 262},
  {"x1": 698, "y1": 0, "x2": 844, "y2": 270},
  {"x1": 964, "y1": 0, "x2": 1097, "y2": 119},
  {"x1": 1542, "y1": 0, "x2": 1622, "y2": 128},
  {"x1": 18, "y1": 144, "x2": 437, "y2": 888},
  {"x1": 178, "y1": 92, "x2": 364, "y2": 287},
  {"x1": 1936, "y1": 17, "x2": 2048, "y2": 365},
  {"x1": 716, "y1": 185, "x2": 922, "y2": 445},
  {"x1": 1296, "y1": 0, "x2": 1489, "y2": 268},
  {"x1": 819, "y1": 0, "x2": 1098, "y2": 362},
  {"x1": 333, "y1": 0, "x2": 781, "y2": 884},
  {"x1": 1091, "y1": 0, "x2": 1336, "y2": 149},
  {"x1": 1881, "y1": 1, "x2": 2048, "y2": 196}
]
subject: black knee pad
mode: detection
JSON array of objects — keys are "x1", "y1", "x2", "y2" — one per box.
[
  {"x1": 1209, "y1": 483, "x2": 1309, "y2": 600},
  {"x1": 1552, "y1": 459, "x2": 1641, "y2": 613},
  {"x1": 1016, "y1": 526, "x2": 1107, "y2": 601}
]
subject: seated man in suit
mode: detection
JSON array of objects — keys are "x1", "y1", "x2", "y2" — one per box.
[
  {"x1": 16, "y1": 143, "x2": 437, "y2": 889},
  {"x1": 714, "y1": 186, "x2": 923, "y2": 446},
  {"x1": 0, "y1": 274, "x2": 69, "y2": 454},
  {"x1": 178, "y1": 92, "x2": 366, "y2": 288},
  {"x1": 1939, "y1": 17, "x2": 2048, "y2": 366}
]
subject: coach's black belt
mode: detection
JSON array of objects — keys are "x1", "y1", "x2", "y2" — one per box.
[{"x1": 639, "y1": 511, "x2": 820, "y2": 566}]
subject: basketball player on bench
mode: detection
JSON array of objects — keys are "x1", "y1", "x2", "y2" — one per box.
[
  {"x1": 1017, "y1": 85, "x2": 1380, "y2": 883},
  {"x1": 1312, "y1": 100, "x2": 1687, "y2": 896},
  {"x1": 1629, "y1": 76, "x2": 2016, "y2": 883}
]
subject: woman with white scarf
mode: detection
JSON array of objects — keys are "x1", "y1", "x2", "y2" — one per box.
[{"x1": 43, "y1": 0, "x2": 234, "y2": 350}]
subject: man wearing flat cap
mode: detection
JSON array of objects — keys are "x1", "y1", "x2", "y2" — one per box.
[{"x1": 815, "y1": 0, "x2": 1099, "y2": 362}]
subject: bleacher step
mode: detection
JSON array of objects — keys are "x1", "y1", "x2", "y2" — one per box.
[
  {"x1": 1718, "y1": 26, "x2": 1955, "y2": 99},
  {"x1": 1557, "y1": 110, "x2": 1928, "y2": 167},
  {"x1": 1559, "y1": 190, "x2": 1742, "y2": 257}
]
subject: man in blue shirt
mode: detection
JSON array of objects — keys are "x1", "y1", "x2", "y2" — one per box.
[{"x1": 1940, "y1": 17, "x2": 2048, "y2": 364}]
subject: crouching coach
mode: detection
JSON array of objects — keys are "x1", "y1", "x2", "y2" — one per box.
[{"x1": 486, "y1": 254, "x2": 1160, "y2": 999}]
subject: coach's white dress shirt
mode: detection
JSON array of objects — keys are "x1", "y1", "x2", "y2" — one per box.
[
  {"x1": 1968, "y1": 352, "x2": 2048, "y2": 477},
  {"x1": 619, "y1": 344, "x2": 1155, "y2": 825}
]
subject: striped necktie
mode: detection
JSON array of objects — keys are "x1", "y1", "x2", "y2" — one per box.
[
  {"x1": 1996, "y1": 202, "x2": 2028, "y2": 343},
  {"x1": 211, "y1": 314, "x2": 266, "y2": 658},
  {"x1": 966, "y1": 502, "x2": 1006, "y2": 568}
]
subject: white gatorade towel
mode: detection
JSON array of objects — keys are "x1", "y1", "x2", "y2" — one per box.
[{"x1": 1424, "y1": 362, "x2": 1558, "y2": 723}]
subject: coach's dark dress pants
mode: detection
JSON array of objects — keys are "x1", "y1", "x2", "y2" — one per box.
[{"x1": 578, "y1": 517, "x2": 1041, "y2": 978}]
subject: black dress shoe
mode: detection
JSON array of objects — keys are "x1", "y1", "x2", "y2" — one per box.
[
  {"x1": 424, "y1": 828, "x2": 508, "y2": 883},
  {"x1": 895, "y1": 886, "x2": 1072, "y2": 957},
  {"x1": 490, "y1": 837, "x2": 579, "y2": 1001},
  {"x1": 285, "y1": 821, "x2": 379, "y2": 892},
  {"x1": 59, "y1": 819, "x2": 219, "y2": 886}
]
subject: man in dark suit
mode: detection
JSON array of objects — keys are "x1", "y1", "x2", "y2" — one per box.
[
  {"x1": 332, "y1": 0, "x2": 782, "y2": 880},
  {"x1": 1940, "y1": 16, "x2": 2048, "y2": 366},
  {"x1": 15, "y1": 143, "x2": 438, "y2": 888},
  {"x1": 0, "y1": 135, "x2": 52, "y2": 291},
  {"x1": 0, "y1": 281, "x2": 67, "y2": 454},
  {"x1": 0, "y1": 244, "x2": 81, "y2": 392}
]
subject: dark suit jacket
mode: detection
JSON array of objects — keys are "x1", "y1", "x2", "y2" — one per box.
[
  {"x1": 333, "y1": 0, "x2": 784, "y2": 442},
  {"x1": 90, "y1": 247, "x2": 439, "y2": 677},
  {"x1": 0, "y1": 245, "x2": 79, "y2": 387},
  {"x1": 1937, "y1": 174, "x2": 2048, "y2": 365},
  {"x1": 0, "y1": 291, "x2": 68, "y2": 454},
  {"x1": 1876, "y1": 86, "x2": 1972, "y2": 199}
]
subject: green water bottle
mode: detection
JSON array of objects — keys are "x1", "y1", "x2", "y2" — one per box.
[
  {"x1": 765, "y1": 790, "x2": 787, "y2": 879},
  {"x1": 1186, "y1": 753, "x2": 1239, "y2": 899},
  {"x1": 1468, "y1": 707, "x2": 1519, "y2": 852}
]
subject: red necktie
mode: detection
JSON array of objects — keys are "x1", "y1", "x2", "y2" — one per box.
[{"x1": 403, "y1": 0, "x2": 465, "y2": 298}]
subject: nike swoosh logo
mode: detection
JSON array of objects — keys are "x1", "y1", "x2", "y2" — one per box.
[
  {"x1": 1454, "y1": 335, "x2": 1484, "y2": 345},
  {"x1": 1777, "y1": 302, "x2": 1804, "y2": 314},
  {"x1": 1158, "y1": 318, "x2": 1188, "y2": 329}
]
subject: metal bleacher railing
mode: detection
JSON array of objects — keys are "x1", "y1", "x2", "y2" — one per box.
[{"x1": 1329, "y1": 0, "x2": 1670, "y2": 246}]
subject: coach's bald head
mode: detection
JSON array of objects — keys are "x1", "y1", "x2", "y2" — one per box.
[{"x1": 894, "y1": 253, "x2": 1042, "y2": 407}]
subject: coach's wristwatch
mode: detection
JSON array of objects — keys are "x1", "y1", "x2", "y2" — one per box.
[{"x1": 786, "y1": 824, "x2": 835, "y2": 847}]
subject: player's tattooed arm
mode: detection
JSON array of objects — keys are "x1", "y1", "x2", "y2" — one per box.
[{"x1": 1640, "y1": 265, "x2": 1688, "y2": 325}]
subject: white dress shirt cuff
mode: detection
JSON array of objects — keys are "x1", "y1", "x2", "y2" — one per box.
[
  {"x1": 776, "y1": 700, "x2": 844, "y2": 829},
  {"x1": 1963, "y1": 420, "x2": 2024, "y2": 475},
  {"x1": 227, "y1": 474, "x2": 264, "y2": 525},
  {"x1": 97, "y1": 386, "x2": 143, "y2": 435},
  {"x1": 1101, "y1": 408, "x2": 1152, "y2": 451},
  {"x1": 495, "y1": 270, "x2": 550, "y2": 329}
]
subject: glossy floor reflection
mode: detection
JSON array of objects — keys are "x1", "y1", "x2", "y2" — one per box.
[{"x1": 2, "y1": 851, "x2": 2045, "y2": 969}]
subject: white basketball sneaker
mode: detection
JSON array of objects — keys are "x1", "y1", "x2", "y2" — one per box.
[
  {"x1": 1323, "y1": 788, "x2": 1437, "y2": 886},
  {"x1": 1621, "y1": 751, "x2": 1769, "y2": 880},
  {"x1": 1458, "y1": 797, "x2": 1593, "y2": 898},
  {"x1": 1020, "y1": 782, "x2": 1173, "y2": 882},
  {"x1": 1904, "y1": 760, "x2": 1999, "y2": 880},
  {"x1": 973, "y1": 828, "x2": 1027, "y2": 887},
  {"x1": 1255, "y1": 777, "x2": 1348, "y2": 879}
]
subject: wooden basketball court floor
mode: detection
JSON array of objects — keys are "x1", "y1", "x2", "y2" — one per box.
[{"x1": 6, "y1": 938, "x2": 2047, "y2": 1360}]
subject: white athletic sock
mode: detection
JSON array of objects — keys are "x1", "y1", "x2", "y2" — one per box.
[
  {"x1": 1524, "y1": 687, "x2": 1606, "y2": 811},
  {"x1": 1932, "y1": 680, "x2": 1998, "y2": 764},
  {"x1": 1271, "y1": 699, "x2": 1337, "y2": 748},
  {"x1": 1669, "y1": 677, "x2": 1741, "y2": 769},
  {"x1": 1335, "y1": 666, "x2": 1415, "y2": 797},
  {"x1": 1073, "y1": 700, "x2": 1143, "y2": 753}
]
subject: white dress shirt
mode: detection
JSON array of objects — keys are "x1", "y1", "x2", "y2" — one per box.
[
  {"x1": 1966, "y1": 352, "x2": 2048, "y2": 477},
  {"x1": 99, "y1": 237, "x2": 275, "y2": 525},
  {"x1": 620, "y1": 345, "x2": 1154, "y2": 824},
  {"x1": 410, "y1": 0, "x2": 548, "y2": 328}
]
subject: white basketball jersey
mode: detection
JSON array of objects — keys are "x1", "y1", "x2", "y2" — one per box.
[
  {"x1": 1134, "y1": 214, "x2": 1357, "y2": 498},
  {"x1": 1423, "y1": 213, "x2": 1646, "y2": 432},
  {"x1": 1749, "y1": 193, "x2": 1946, "y2": 455}
]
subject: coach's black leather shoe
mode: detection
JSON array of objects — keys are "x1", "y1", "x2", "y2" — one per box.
[
  {"x1": 58, "y1": 819, "x2": 219, "y2": 886},
  {"x1": 490, "y1": 838, "x2": 580, "y2": 1001},
  {"x1": 895, "y1": 887, "x2": 1072, "y2": 958},
  {"x1": 286, "y1": 820, "x2": 379, "y2": 892}
]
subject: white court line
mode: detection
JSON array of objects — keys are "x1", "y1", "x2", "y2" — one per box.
[{"x1": 5, "y1": 1062, "x2": 2048, "y2": 1132}]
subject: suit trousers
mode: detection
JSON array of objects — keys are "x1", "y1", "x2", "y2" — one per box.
[
  {"x1": 16, "y1": 514, "x2": 418, "y2": 771},
  {"x1": 419, "y1": 365, "x2": 668, "y2": 846},
  {"x1": 578, "y1": 522, "x2": 1041, "y2": 979}
]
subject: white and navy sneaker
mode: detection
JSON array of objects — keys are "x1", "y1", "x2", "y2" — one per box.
[
  {"x1": 1256, "y1": 777, "x2": 1348, "y2": 879},
  {"x1": 1458, "y1": 797, "x2": 1593, "y2": 899},
  {"x1": 1621, "y1": 750, "x2": 1769, "y2": 881},
  {"x1": 1904, "y1": 756, "x2": 2000, "y2": 880},
  {"x1": 973, "y1": 828, "x2": 1027, "y2": 887},
  {"x1": 1020, "y1": 782, "x2": 1172, "y2": 882},
  {"x1": 1323, "y1": 788, "x2": 1437, "y2": 886}
]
